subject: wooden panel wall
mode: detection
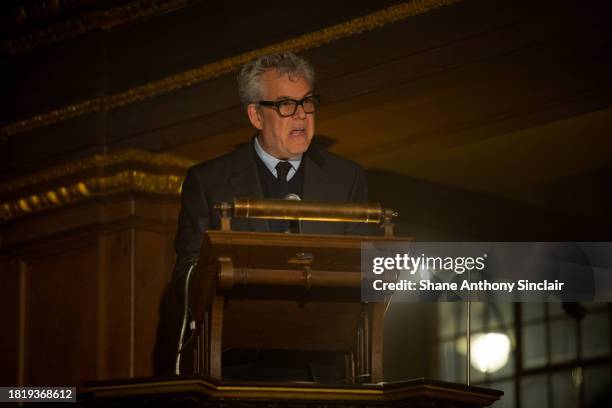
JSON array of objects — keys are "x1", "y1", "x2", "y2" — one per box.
[
  {"x1": 26, "y1": 244, "x2": 99, "y2": 386},
  {"x1": 97, "y1": 229, "x2": 133, "y2": 380},
  {"x1": 0, "y1": 194, "x2": 179, "y2": 388},
  {"x1": 134, "y1": 229, "x2": 175, "y2": 377}
]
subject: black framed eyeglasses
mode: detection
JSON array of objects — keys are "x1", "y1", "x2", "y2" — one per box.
[{"x1": 258, "y1": 95, "x2": 320, "y2": 117}]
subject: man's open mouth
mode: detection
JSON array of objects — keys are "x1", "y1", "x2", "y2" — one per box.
[{"x1": 290, "y1": 127, "x2": 306, "y2": 136}]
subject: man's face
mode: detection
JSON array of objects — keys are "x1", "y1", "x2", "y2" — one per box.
[{"x1": 247, "y1": 69, "x2": 315, "y2": 159}]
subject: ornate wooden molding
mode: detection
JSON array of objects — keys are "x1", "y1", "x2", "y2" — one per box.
[
  {"x1": 0, "y1": 149, "x2": 194, "y2": 221},
  {"x1": 0, "y1": 0, "x2": 198, "y2": 61},
  {"x1": 0, "y1": 149, "x2": 192, "y2": 194},
  {"x1": 2, "y1": 0, "x2": 463, "y2": 137}
]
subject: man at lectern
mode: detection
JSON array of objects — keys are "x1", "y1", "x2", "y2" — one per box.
[
  {"x1": 173, "y1": 52, "x2": 370, "y2": 282},
  {"x1": 159, "y1": 52, "x2": 370, "y2": 381}
]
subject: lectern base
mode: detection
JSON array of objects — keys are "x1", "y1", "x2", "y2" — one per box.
[{"x1": 80, "y1": 376, "x2": 502, "y2": 407}]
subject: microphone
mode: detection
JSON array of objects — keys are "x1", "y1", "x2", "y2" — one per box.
[
  {"x1": 285, "y1": 193, "x2": 301, "y2": 201},
  {"x1": 284, "y1": 193, "x2": 302, "y2": 233}
]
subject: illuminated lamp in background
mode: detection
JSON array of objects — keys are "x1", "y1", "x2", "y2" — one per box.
[
  {"x1": 456, "y1": 332, "x2": 512, "y2": 374},
  {"x1": 470, "y1": 332, "x2": 511, "y2": 373}
]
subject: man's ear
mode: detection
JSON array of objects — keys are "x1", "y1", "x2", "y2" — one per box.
[{"x1": 247, "y1": 104, "x2": 263, "y2": 130}]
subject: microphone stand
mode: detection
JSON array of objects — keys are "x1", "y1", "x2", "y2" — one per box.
[{"x1": 466, "y1": 269, "x2": 471, "y2": 386}]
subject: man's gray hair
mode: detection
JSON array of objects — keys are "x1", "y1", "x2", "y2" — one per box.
[{"x1": 237, "y1": 52, "x2": 315, "y2": 106}]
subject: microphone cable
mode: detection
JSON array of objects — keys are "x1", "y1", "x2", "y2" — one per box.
[{"x1": 175, "y1": 259, "x2": 197, "y2": 375}]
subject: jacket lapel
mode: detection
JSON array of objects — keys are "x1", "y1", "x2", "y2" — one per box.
[
  {"x1": 302, "y1": 144, "x2": 344, "y2": 234},
  {"x1": 302, "y1": 143, "x2": 330, "y2": 202},
  {"x1": 228, "y1": 141, "x2": 269, "y2": 232}
]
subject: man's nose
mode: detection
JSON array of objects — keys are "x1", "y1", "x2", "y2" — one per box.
[{"x1": 293, "y1": 103, "x2": 307, "y2": 119}]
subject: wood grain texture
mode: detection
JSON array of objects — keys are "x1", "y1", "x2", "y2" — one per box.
[
  {"x1": 26, "y1": 246, "x2": 99, "y2": 387},
  {"x1": 134, "y1": 228, "x2": 174, "y2": 377},
  {"x1": 222, "y1": 300, "x2": 362, "y2": 351}
]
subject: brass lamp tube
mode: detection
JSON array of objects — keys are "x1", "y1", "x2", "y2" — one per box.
[{"x1": 232, "y1": 198, "x2": 387, "y2": 224}]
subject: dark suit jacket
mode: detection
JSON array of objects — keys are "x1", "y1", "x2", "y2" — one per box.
[{"x1": 173, "y1": 139, "x2": 369, "y2": 281}]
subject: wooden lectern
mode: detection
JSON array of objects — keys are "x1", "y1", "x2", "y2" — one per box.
[
  {"x1": 81, "y1": 198, "x2": 503, "y2": 407},
  {"x1": 183, "y1": 198, "x2": 404, "y2": 383}
]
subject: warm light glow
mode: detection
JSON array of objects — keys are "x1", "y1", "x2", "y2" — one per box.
[{"x1": 470, "y1": 332, "x2": 511, "y2": 373}]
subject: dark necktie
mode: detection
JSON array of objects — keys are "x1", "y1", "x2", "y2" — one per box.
[{"x1": 275, "y1": 161, "x2": 292, "y2": 197}]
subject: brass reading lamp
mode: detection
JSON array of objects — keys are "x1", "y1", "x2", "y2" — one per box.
[{"x1": 215, "y1": 198, "x2": 398, "y2": 237}]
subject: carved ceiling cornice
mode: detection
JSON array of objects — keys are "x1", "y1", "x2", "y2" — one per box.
[
  {"x1": 1, "y1": 0, "x2": 462, "y2": 137},
  {"x1": 0, "y1": 149, "x2": 195, "y2": 221},
  {"x1": 0, "y1": 0, "x2": 197, "y2": 60}
]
